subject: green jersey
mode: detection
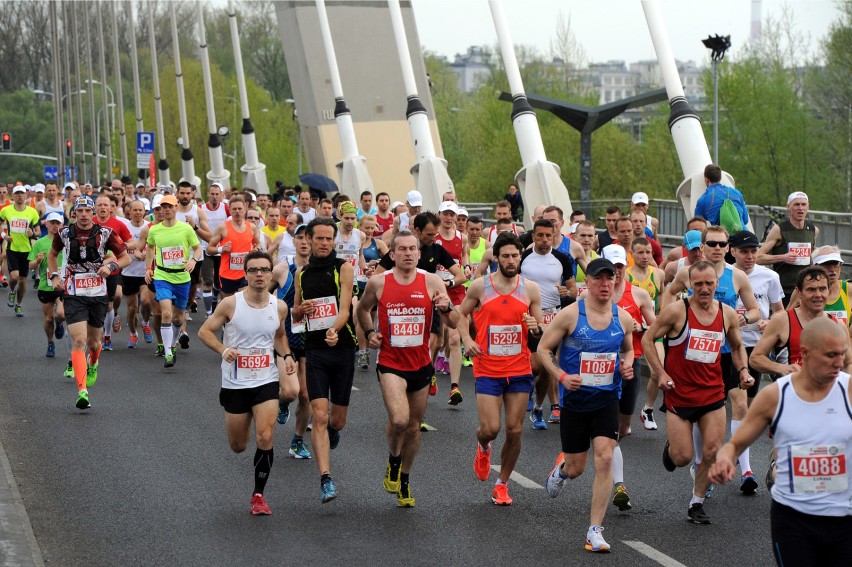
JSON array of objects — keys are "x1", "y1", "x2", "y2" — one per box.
[
  {"x1": 28, "y1": 235, "x2": 64, "y2": 292},
  {"x1": 146, "y1": 222, "x2": 199, "y2": 284},
  {"x1": 1, "y1": 205, "x2": 40, "y2": 252}
]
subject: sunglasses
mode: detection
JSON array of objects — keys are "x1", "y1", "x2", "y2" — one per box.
[
  {"x1": 246, "y1": 216, "x2": 261, "y2": 221},
  {"x1": 245, "y1": 267, "x2": 272, "y2": 274},
  {"x1": 704, "y1": 241, "x2": 728, "y2": 248}
]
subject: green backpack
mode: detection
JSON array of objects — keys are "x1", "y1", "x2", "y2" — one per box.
[{"x1": 719, "y1": 197, "x2": 743, "y2": 234}]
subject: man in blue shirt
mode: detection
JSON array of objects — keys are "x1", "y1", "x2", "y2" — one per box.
[{"x1": 694, "y1": 164, "x2": 749, "y2": 228}]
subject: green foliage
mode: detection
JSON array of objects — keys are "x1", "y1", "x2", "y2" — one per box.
[{"x1": 0, "y1": 90, "x2": 60, "y2": 181}]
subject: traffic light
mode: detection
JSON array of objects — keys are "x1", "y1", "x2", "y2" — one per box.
[
  {"x1": 65, "y1": 139, "x2": 72, "y2": 157},
  {"x1": 1, "y1": 132, "x2": 10, "y2": 151}
]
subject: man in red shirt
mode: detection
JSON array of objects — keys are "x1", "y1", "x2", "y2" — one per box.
[{"x1": 95, "y1": 194, "x2": 136, "y2": 349}]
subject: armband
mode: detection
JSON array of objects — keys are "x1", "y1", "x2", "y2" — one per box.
[
  {"x1": 282, "y1": 353, "x2": 295, "y2": 361},
  {"x1": 49, "y1": 272, "x2": 60, "y2": 280},
  {"x1": 221, "y1": 347, "x2": 232, "y2": 359},
  {"x1": 217, "y1": 246, "x2": 223, "y2": 255},
  {"x1": 365, "y1": 329, "x2": 376, "y2": 340}
]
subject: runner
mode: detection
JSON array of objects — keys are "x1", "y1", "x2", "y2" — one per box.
[
  {"x1": 572, "y1": 220, "x2": 598, "y2": 297},
  {"x1": 207, "y1": 195, "x2": 260, "y2": 298},
  {"x1": 642, "y1": 260, "x2": 752, "y2": 525},
  {"x1": 270, "y1": 212, "x2": 302, "y2": 264},
  {"x1": 292, "y1": 217, "x2": 357, "y2": 503},
  {"x1": 47, "y1": 196, "x2": 131, "y2": 410},
  {"x1": 28, "y1": 212, "x2": 68, "y2": 361},
  {"x1": 94, "y1": 194, "x2": 135, "y2": 351},
  {"x1": 35, "y1": 182, "x2": 65, "y2": 237},
  {"x1": 122, "y1": 201, "x2": 153, "y2": 349},
  {"x1": 198, "y1": 250, "x2": 298, "y2": 516},
  {"x1": 354, "y1": 214, "x2": 388, "y2": 368},
  {"x1": 373, "y1": 192, "x2": 394, "y2": 237},
  {"x1": 454, "y1": 233, "x2": 543, "y2": 505},
  {"x1": 538, "y1": 257, "x2": 634, "y2": 552},
  {"x1": 786, "y1": 246, "x2": 851, "y2": 325},
  {"x1": 175, "y1": 180, "x2": 213, "y2": 321},
  {"x1": 1, "y1": 185, "x2": 40, "y2": 316},
  {"x1": 709, "y1": 317, "x2": 852, "y2": 566},
  {"x1": 356, "y1": 230, "x2": 455, "y2": 507},
  {"x1": 201, "y1": 183, "x2": 230, "y2": 316}
]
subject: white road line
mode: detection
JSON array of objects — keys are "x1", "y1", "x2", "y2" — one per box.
[
  {"x1": 490, "y1": 466, "x2": 543, "y2": 489},
  {"x1": 622, "y1": 541, "x2": 688, "y2": 567},
  {"x1": 351, "y1": 386, "x2": 359, "y2": 391}
]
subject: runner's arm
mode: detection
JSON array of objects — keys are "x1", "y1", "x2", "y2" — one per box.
[
  {"x1": 749, "y1": 314, "x2": 796, "y2": 375},
  {"x1": 274, "y1": 300, "x2": 297, "y2": 375},
  {"x1": 428, "y1": 273, "x2": 457, "y2": 330},
  {"x1": 724, "y1": 304, "x2": 752, "y2": 388},
  {"x1": 755, "y1": 225, "x2": 790, "y2": 265},
  {"x1": 206, "y1": 224, "x2": 226, "y2": 255},
  {"x1": 641, "y1": 301, "x2": 682, "y2": 386},
  {"x1": 332, "y1": 262, "x2": 355, "y2": 334},
  {"x1": 537, "y1": 304, "x2": 582, "y2": 390}
]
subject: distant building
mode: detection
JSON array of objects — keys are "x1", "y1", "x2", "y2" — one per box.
[{"x1": 449, "y1": 46, "x2": 492, "y2": 93}]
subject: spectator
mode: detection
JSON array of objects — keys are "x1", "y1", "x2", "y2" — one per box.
[
  {"x1": 504, "y1": 183, "x2": 523, "y2": 221},
  {"x1": 693, "y1": 164, "x2": 749, "y2": 229}
]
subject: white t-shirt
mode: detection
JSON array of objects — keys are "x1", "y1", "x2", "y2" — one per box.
[{"x1": 737, "y1": 264, "x2": 785, "y2": 347}]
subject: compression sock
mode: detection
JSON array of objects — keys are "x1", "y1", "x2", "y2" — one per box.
[
  {"x1": 253, "y1": 448, "x2": 274, "y2": 495},
  {"x1": 389, "y1": 453, "x2": 402, "y2": 479},
  {"x1": 731, "y1": 420, "x2": 751, "y2": 472},
  {"x1": 71, "y1": 350, "x2": 87, "y2": 390},
  {"x1": 692, "y1": 424, "x2": 703, "y2": 465},
  {"x1": 172, "y1": 322, "x2": 182, "y2": 349},
  {"x1": 400, "y1": 472, "x2": 410, "y2": 486},
  {"x1": 203, "y1": 291, "x2": 213, "y2": 315},
  {"x1": 160, "y1": 325, "x2": 174, "y2": 356},
  {"x1": 104, "y1": 311, "x2": 115, "y2": 336},
  {"x1": 612, "y1": 445, "x2": 624, "y2": 485}
]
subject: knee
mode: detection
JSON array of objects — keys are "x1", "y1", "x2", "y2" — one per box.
[
  {"x1": 72, "y1": 337, "x2": 87, "y2": 350},
  {"x1": 702, "y1": 443, "x2": 722, "y2": 464},
  {"x1": 478, "y1": 423, "x2": 500, "y2": 441},
  {"x1": 229, "y1": 441, "x2": 248, "y2": 453},
  {"x1": 312, "y1": 411, "x2": 329, "y2": 429},
  {"x1": 504, "y1": 422, "x2": 523, "y2": 442},
  {"x1": 595, "y1": 452, "x2": 613, "y2": 472},
  {"x1": 298, "y1": 389, "x2": 310, "y2": 406},
  {"x1": 669, "y1": 444, "x2": 693, "y2": 467},
  {"x1": 256, "y1": 429, "x2": 274, "y2": 449},
  {"x1": 388, "y1": 416, "x2": 407, "y2": 435},
  {"x1": 448, "y1": 331, "x2": 460, "y2": 348},
  {"x1": 330, "y1": 414, "x2": 347, "y2": 431}
]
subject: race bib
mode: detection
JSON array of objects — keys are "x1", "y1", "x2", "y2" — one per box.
[
  {"x1": 826, "y1": 310, "x2": 849, "y2": 327},
  {"x1": 579, "y1": 352, "x2": 616, "y2": 386},
  {"x1": 290, "y1": 313, "x2": 305, "y2": 334},
  {"x1": 161, "y1": 246, "x2": 185, "y2": 267},
  {"x1": 437, "y1": 267, "x2": 454, "y2": 282},
  {"x1": 389, "y1": 315, "x2": 425, "y2": 347},
  {"x1": 790, "y1": 444, "x2": 847, "y2": 494},
  {"x1": 341, "y1": 253, "x2": 362, "y2": 279},
  {"x1": 576, "y1": 283, "x2": 587, "y2": 296},
  {"x1": 542, "y1": 307, "x2": 561, "y2": 328},
  {"x1": 306, "y1": 295, "x2": 338, "y2": 331},
  {"x1": 229, "y1": 251, "x2": 247, "y2": 272},
  {"x1": 234, "y1": 348, "x2": 273, "y2": 382},
  {"x1": 685, "y1": 329, "x2": 724, "y2": 363},
  {"x1": 74, "y1": 273, "x2": 106, "y2": 297},
  {"x1": 788, "y1": 242, "x2": 812, "y2": 266},
  {"x1": 488, "y1": 324, "x2": 522, "y2": 356},
  {"x1": 10, "y1": 218, "x2": 28, "y2": 234}
]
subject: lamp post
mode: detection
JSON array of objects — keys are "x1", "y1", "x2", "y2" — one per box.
[
  {"x1": 85, "y1": 79, "x2": 115, "y2": 133},
  {"x1": 702, "y1": 34, "x2": 731, "y2": 165}
]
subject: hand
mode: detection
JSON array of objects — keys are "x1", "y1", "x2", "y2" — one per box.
[
  {"x1": 463, "y1": 265, "x2": 472, "y2": 279},
  {"x1": 737, "y1": 313, "x2": 747, "y2": 327},
  {"x1": 559, "y1": 372, "x2": 582, "y2": 391},
  {"x1": 739, "y1": 370, "x2": 755, "y2": 389},
  {"x1": 36, "y1": 252, "x2": 45, "y2": 262},
  {"x1": 221, "y1": 241, "x2": 232, "y2": 253},
  {"x1": 556, "y1": 285, "x2": 569, "y2": 298},
  {"x1": 432, "y1": 291, "x2": 450, "y2": 313},
  {"x1": 522, "y1": 313, "x2": 538, "y2": 330},
  {"x1": 185, "y1": 217, "x2": 196, "y2": 229},
  {"x1": 757, "y1": 319, "x2": 769, "y2": 332},
  {"x1": 325, "y1": 328, "x2": 339, "y2": 347},
  {"x1": 221, "y1": 347, "x2": 238, "y2": 363},
  {"x1": 300, "y1": 300, "x2": 315, "y2": 316},
  {"x1": 782, "y1": 252, "x2": 798, "y2": 265},
  {"x1": 708, "y1": 458, "x2": 736, "y2": 485},
  {"x1": 283, "y1": 356, "x2": 296, "y2": 375},
  {"x1": 462, "y1": 337, "x2": 482, "y2": 357},
  {"x1": 52, "y1": 276, "x2": 64, "y2": 292},
  {"x1": 633, "y1": 320, "x2": 643, "y2": 333},
  {"x1": 621, "y1": 363, "x2": 634, "y2": 381},
  {"x1": 784, "y1": 363, "x2": 801, "y2": 375},
  {"x1": 368, "y1": 331, "x2": 382, "y2": 349},
  {"x1": 96, "y1": 264, "x2": 112, "y2": 278},
  {"x1": 184, "y1": 258, "x2": 196, "y2": 272},
  {"x1": 144, "y1": 268, "x2": 153, "y2": 285},
  {"x1": 659, "y1": 375, "x2": 675, "y2": 390}
]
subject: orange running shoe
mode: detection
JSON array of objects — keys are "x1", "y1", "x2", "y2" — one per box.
[
  {"x1": 474, "y1": 441, "x2": 492, "y2": 481},
  {"x1": 491, "y1": 483, "x2": 513, "y2": 506},
  {"x1": 250, "y1": 493, "x2": 271, "y2": 515}
]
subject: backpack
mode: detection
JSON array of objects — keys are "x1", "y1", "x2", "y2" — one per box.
[{"x1": 719, "y1": 197, "x2": 743, "y2": 234}]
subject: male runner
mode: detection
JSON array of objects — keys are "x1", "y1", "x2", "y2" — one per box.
[
  {"x1": 201, "y1": 182, "x2": 230, "y2": 316},
  {"x1": 207, "y1": 195, "x2": 259, "y2": 298},
  {"x1": 94, "y1": 194, "x2": 135, "y2": 350},
  {"x1": 28, "y1": 212, "x2": 67, "y2": 359},
  {"x1": 122, "y1": 201, "x2": 153, "y2": 348},
  {"x1": 1, "y1": 185, "x2": 40, "y2": 316},
  {"x1": 373, "y1": 192, "x2": 393, "y2": 237}
]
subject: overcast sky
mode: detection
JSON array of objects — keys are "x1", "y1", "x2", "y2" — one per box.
[{"x1": 411, "y1": 0, "x2": 841, "y2": 65}]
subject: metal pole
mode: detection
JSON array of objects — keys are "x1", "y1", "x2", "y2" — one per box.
[
  {"x1": 111, "y1": 1, "x2": 129, "y2": 175},
  {"x1": 62, "y1": 1, "x2": 76, "y2": 177},
  {"x1": 148, "y1": 4, "x2": 169, "y2": 185},
  {"x1": 84, "y1": 2, "x2": 99, "y2": 183},
  {"x1": 72, "y1": 4, "x2": 87, "y2": 182},
  {"x1": 197, "y1": 3, "x2": 230, "y2": 186},
  {"x1": 96, "y1": 3, "x2": 112, "y2": 179},
  {"x1": 713, "y1": 59, "x2": 719, "y2": 165},
  {"x1": 127, "y1": 1, "x2": 145, "y2": 182},
  {"x1": 171, "y1": 2, "x2": 195, "y2": 183},
  {"x1": 50, "y1": 1, "x2": 64, "y2": 183}
]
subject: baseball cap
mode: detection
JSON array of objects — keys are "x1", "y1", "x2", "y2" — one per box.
[
  {"x1": 294, "y1": 223, "x2": 308, "y2": 235},
  {"x1": 602, "y1": 244, "x2": 627, "y2": 266},
  {"x1": 631, "y1": 192, "x2": 649, "y2": 205},
  {"x1": 73, "y1": 196, "x2": 95, "y2": 210},
  {"x1": 44, "y1": 212, "x2": 64, "y2": 223},
  {"x1": 406, "y1": 190, "x2": 423, "y2": 207},
  {"x1": 209, "y1": 182, "x2": 223, "y2": 190},
  {"x1": 34, "y1": 183, "x2": 45, "y2": 193},
  {"x1": 12, "y1": 185, "x2": 26, "y2": 194},
  {"x1": 683, "y1": 230, "x2": 702, "y2": 251},
  {"x1": 288, "y1": 195, "x2": 298, "y2": 203},
  {"x1": 159, "y1": 195, "x2": 178, "y2": 207},
  {"x1": 136, "y1": 197, "x2": 151, "y2": 211},
  {"x1": 457, "y1": 208, "x2": 469, "y2": 218},
  {"x1": 728, "y1": 230, "x2": 760, "y2": 249},
  {"x1": 585, "y1": 258, "x2": 617, "y2": 277},
  {"x1": 569, "y1": 222, "x2": 579, "y2": 234},
  {"x1": 787, "y1": 191, "x2": 808, "y2": 205},
  {"x1": 438, "y1": 201, "x2": 458, "y2": 214},
  {"x1": 63, "y1": 182, "x2": 76, "y2": 192},
  {"x1": 152, "y1": 194, "x2": 164, "y2": 209},
  {"x1": 136, "y1": 182, "x2": 145, "y2": 189},
  {"x1": 390, "y1": 201, "x2": 404, "y2": 211},
  {"x1": 814, "y1": 251, "x2": 843, "y2": 265}
]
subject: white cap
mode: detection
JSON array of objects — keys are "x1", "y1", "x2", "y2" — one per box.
[
  {"x1": 209, "y1": 182, "x2": 223, "y2": 190},
  {"x1": 814, "y1": 252, "x2": 843, "y2": 265},
  {"x1": 602, "y1": 244, "x2": 628, "y2": 266},
  {"x1": 457, "y1": 208, "x2": 468, "y2": 218},
  {"x1": 569, "y1": 222, "x2": 579, "y2": 234},
  {"x1": 152, "y1": 194, "x2": 164, "y2": 209},
  {"x1": 406, "y1": 190, "x2": 423, "y2": 207},
  {"x1": 787, "y1": 191, "x2": 808, "y2": 205},
  {"x1": 12, "y1": 185, "x2": 26, "y2": 194},
  {"x1": 63, "y1": 182, "x2": 76, "y2": 192},
  {"x1": 136, "y1": 182, "x2": 145, "y2": 189},
  {"x1": 136, "y1": 197, "x2": 151, "y2": 211},
  {"x1": 438, "y1": 201, "x2": 458, "y2": 214},
  {"x1": 34, "y1": 183, "x2": 45, "y2": 192},
  {"x1": 631, "y1": 191, "x2": 649, "y2": 205},
  {"x1": 44, "y1": 212, "x2": 64, "y2": 223},
  {"x1": 390, "y1": 201, "x2": 404, "y2": 212}
]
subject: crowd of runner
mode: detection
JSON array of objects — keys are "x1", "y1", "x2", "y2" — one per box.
[{"x1": 0, "y1": 166, "x2": 849, "y2": 563}]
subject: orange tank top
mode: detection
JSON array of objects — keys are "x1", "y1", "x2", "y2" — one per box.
[
  {"x1": 220, "y1": 221, "x2": 255, "y2": 280},
  {"x1": 472, "y1": 274, "x2": 533, "y2": 378}
]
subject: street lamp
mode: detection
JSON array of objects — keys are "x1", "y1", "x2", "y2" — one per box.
[
  {"x1": 702, "y1": 34, "x2": 731, "y2": 164},
  {"x1": 95, "y1": 103, "x2": 117, "y2": 173},
  {"x1": 85, "y1": 79, "x2": 115, "y2": 133}
]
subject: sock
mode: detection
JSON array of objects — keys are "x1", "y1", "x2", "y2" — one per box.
[
  {"x1": 731, "y1": 420, "x2": 752, "y2": 472},
  {"x1": 203, "y1": 291, "x2": 213, "y2": 315},
  {"x1": 534, "y1": 405, "x2": 543, "y2": 411},
  {"x1": 389, "y1": 453, "x2": 402, "y2": 477},
  {"x1": 321, "y1": 473, "x2": 331, "y2": 485},
  {"x1": 71, "y1": 350, "x2": 87, "y2": 390},
  {"x1": 690, "y1": 495, "x2": 705, "y2": 506},
  {"x1": 451, "y1": 383, "x2": 459, "y2": 390},
  {"x1": 88, "y1": 344, "x2": 102, "y2": 365},
  {"x1": 104, "y1": 311, "x2": 114, "y2": 335},
  {"x1": 643, "y1": 404, "x2": 653, "y2": 412},
  {"x1": 438, "y1": 350, "x2": 445, "y2": 359},
  {"x1": 495, "y1": 478, "x2": 506, "y2": 486},
  {"x1": 172, "y1": 323, "x2": 182, "y2": 348},
  {"x1": 161, "y1": 325, "x2": 174, "y2": 356},
  {"x1": 400, "y1": 472, "x2": 410, "y2": 486},
  {"x1": 253, "y1": 448, "x2": 274, "y2": 495},
  {"x1": 612, "y1": 445, "x2": 624, "y2": 485},
  {"x1": 692, "y1": 424, "x2": 703, "y2": 465},
  {"x1": 291, "y1": 434, "x2": 303, "y2": 444}
]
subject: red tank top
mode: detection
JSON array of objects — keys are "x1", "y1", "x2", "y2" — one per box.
[
  {"x1": 472, "y1": 275, "x2": 532, "y2": 378},
  {"x1": 220, "y1": 221, "x2": 254, "y2": 280},
  {"x1": 617, "y1": 281, "x2": 644, "y2": 356},
  {"x1": 664, "y1": 299, "x2": 726, "y2": 408},
  {"x1": 435, "y1": 230, "x2": 465, "y2": 305},
  {"x1": 377, "y1": 270, "x2": 433, "y2": 371},
  {"x1": 374, "y1": 213, "x2": 393, "y2": 236}
]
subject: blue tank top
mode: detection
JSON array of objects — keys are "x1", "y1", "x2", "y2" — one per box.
[
  {"x1": 363, "y1": 238, "x2": 380, "y2": 263},
  {"x1": 558, "y1": 300, "x2": 623, "y2": 411},
  {"x1": 276, "y1": 261, "x2": 303, "y2": 349},
  {"x1": 555, "y1": 235, "x2": 572, "y2": 256},
  {"x1": 688, "y1": 264, "x2": 735, "y2": 354}
]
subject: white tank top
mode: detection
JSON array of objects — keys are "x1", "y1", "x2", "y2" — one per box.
[
  {"x1": 205, "y1": 202, "x2": 229, "y2": 233},
  {"x1": 335, "y1": 229, "x2": 362, "y2": 275},
  {"x1": 277, "y1": 232, "x2": 296, "y2": 265},
  {"x1": 122, "y1": 221, "x2": 148, "y2": 277},
  {"x1": 42, "y1": 200, "x2": 65, "y2": 217},
  {"x1": 221, "y1": 292, "x2": 281, "y2": 389},
  {"x1": 176, "y1": 203, "x2": 199, "y2": 226},
  {"x1": 770, "y1": 373, "x2": 852, "y2": 516}
]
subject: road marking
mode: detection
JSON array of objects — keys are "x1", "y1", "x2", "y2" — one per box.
[
  {"x1": 490, "y1": 466, "x2": 543, "y2": 489},
  {"x1": 622, "y1": 541, "x2": 687, "y2": 567},
  {"x1": 351, "y1": 386, "x2": 359, "y2": 391}
]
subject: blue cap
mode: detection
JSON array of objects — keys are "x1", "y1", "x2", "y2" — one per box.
[
  {"x1": 683, "y1": 230, "x2": 702, "y2": 251},
  {"x1": 73, "y1": 196, "x2": 95, "y2": 211}
]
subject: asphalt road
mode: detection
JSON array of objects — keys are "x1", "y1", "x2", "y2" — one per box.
[{"x1": 0, "y1": 289, "x2": 777, "y2": 566}]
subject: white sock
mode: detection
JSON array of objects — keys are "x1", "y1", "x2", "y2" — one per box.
[
  {"x1": 612, "y1": 445, "x2": 624, "y2": 485},
  {"x1": 161, "y1": 325, "x2": 174, "y2": 356},
  {"x1": 692, "y1": 424, "x2": 703, "y2": 465},
  {"x1": 104, "y1": 311, "x2": 114, "y2": 335},
  {"x1": 495, "y1": 479, "x2": 506, "y2": 486},
  {"x1": 731, "y1": 420, "x2": 751, "y2": 472},
  {"x1": 690, "y1": 495, "x2": 705, "y2": 506}
]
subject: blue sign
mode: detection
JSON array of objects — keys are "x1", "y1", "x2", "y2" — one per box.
[
  {"x1": 65, "y1": 166, "x2": 78, "y2": 180},
  {"x1": 137, "y1": 131, "x2": 155, "y2": 154},
  {"x1": 44, "y1": 165, "x2": 58, "y2": 181}
]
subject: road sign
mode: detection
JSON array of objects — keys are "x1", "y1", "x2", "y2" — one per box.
[
  {"x1": 137, "y1": 131, "x2": 154, "y2": 169},
  {"x1": 44, "y1": 165, "x2": 58, "y2": 181},
  {"x1": 65, "y1": 166, "x2": 78, "y2": 180}
]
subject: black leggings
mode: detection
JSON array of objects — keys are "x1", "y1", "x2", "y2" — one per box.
[{"x1": 771, "y1": 500, "x2": 852, "y2": 566}]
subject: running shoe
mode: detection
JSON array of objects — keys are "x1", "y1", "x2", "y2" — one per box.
[
  {"x1": 190, "y1": 301, "x2": 198, "y2": 313},
  {"x1": 0, "y1": 278, "x2": 7, "y2": 288},
  {"x1": 102, "y1": 336, "x2": 113, "y2": 351},
  {"x1": 14, "y1": 305, "x2": 22, "y2": 317},
  {"x1": 419, "y1": 421, "x2": 436, "y2": 432},
  {"x1": 185, "y1": 313, "x2": 193, "y2": 322},
  {"x1": 7, "y1": 291, "x2": 16, "y2": 307},
  {"x1": 397, "y1": 483, "x2": 415, "y2": 508},
  {"x1": 356, "y1": 351, "x2": 369, "y2": 370},
  {"x1": 164, "y1": 353, "x2": 175, "y2": 368},
  {"x1": 46, "y1": 342, "x2": 56, "y2": 358},
  {"x1": 491, "y1": 483, "x2": 512, "y2": 506},
  {"x1": 277, "y1": 400, "x2": 290, "y2": 425},
  {"x1": 384, "y1": 462, "x2": 400, "y2": 493},
  {"x1": 548, "y1": 405, "x2": 561, "y2": 424},
  {"x1": 127, "y1": 335, "x2": 138, "y2": 349},
  {"x1": 740, "y1": 471, "x2": 758, "y2": 494},
  {"x1": 462, "y1": 355, "x2": 472, "y2": 367},
  {"x1": 687, "y1": 503, "x2": 711, "y2": 524},
  {"x1": 328, "y1": 427, "x2": 340, "y2": 450},
  {"x1": 435, "y1": 355, "x2": 447, "y2": 374},
  {"x1": 530, "y1": 408, "x2": 547, "y2": 430},
  {"x1": 612, "y1": 484, "x2": 632, "y2": 511},
  {"x1": 86, "y1": 359, "x2": 99, "y2": 387},
  {"x1": 179, "y1": 332, "x2": 190, "y2": 349},
  {"x1": 321, "y1": 479, "x2": 337, "y2": 503},
  {"x1": 289, "y1": 438, "x2": 311, "y2": 459},
  {"x1": 112, "y1": 314, "x2": 121, "y2": 333},
  {"x1": 55, "y1": 320, "x2": 65, "y2": 339},
  {"x1": 641, "y1": 407, "x2": 658, "y2": 430},
  {"x1": 662, "y1": 441, "x2": 677, "y2": 472},
  {"x1": 155, "y1": 343, "x2": 165, "y2": 357},
  {"x1": 474, "y1": 442, "x2": 492, "y2": 481},
  {"x1": 585, "y1": 526, "x2": 611, "y2": 553},
  {"x1": 75, "y1": 390, "x2": 91, "y2": 410},
  {"x1": 64, "y1": 361, "x2": 74, "y2": 379},
  {"x1": 705, "y1": 484, "x2": 714, "y2": 498},
  {"x1": 546, "y1": 454, "x2": 567, "y2": 498},
  {"x1": 142, "y1": 324, "x2": 153, "y2": 343},
  {"x1": 428, "y1": 375, "x2": 438, "y2": 396},
  {"x1": 250, "y1": 493, "x2": 271, "y2": 515},
  {"x1": 448, "y1": 386, "x2": 463, "y2": 406}
]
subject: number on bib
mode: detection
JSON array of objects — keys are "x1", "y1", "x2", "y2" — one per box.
[
  {"x1": 73, "y1": 273, "x2": 106, "y2": 297},
  {"x1": 10, "y1": 218, "x2": 28, "y2": 234},
  {"x1": 488, "y1": 325, "x2": 522, "y2": 356},
  {"x1": 229, "y1": 252, "x2": 247, "y2": 272},
  {"x1": 306, "y1": 295, "x2": 339, "y2": 331},
  {"x1": 579, "y1": 352, "x2": 616, "y2": 386},
  {"x1": 161, "y1": 246, "x2": 185, "y2": 267},
  {"x1": 685, "y1": 329, "x2": 724, "y2": 363},
  {"x1": 790, "y1": 444, "x2": 848, "y2": 494},
  {"x1": 788, "y1": 242, "x2": 812, "y2": 266},
  {"x1": 234, "y1": 349, "x2": 273, "y2": 381},
  {"x1": 389, "y1": 315, "x2": 425, "y2": 347}
]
